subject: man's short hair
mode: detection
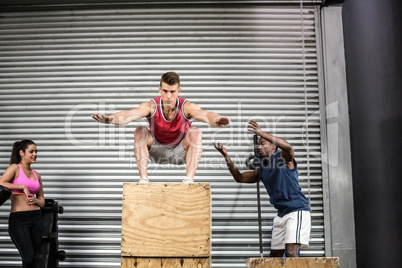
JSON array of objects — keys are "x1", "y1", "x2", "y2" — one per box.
[
  {"x1": 160, "y1": 72, "x2": 180, "y2": 87},
  {"x1": 260, "y1": 137, "x2": 278, "y2": 152}
]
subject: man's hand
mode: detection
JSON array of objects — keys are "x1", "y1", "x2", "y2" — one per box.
[
  {"x1": 213, "y1": 142, "x2": 228, "y2": 157},
  {"x1": 247, "y1": 119, "x2": 264, "y2": 136},
  {"x1": 213, "y1": 142, "x2": 258, "y2": 183},
  {"x1": 214, "y1": 116, "x2": 230, "y2": 127},
  {"x1": 91, "y1": 113, "x2": 115, "y2": 124}
]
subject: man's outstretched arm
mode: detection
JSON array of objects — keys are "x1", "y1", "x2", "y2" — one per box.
[
  {"x1": 184, "y1": 102, "x2": 230, "y2": 127},
  {"x1": 91, "y1": 101, "x2": 154, "y2": 125},
  {"x1": 248, "y1": 119, "x2": 295, "y2": 165},
  {"x1": 213, "y1": 142, "x2": 258, "y2": 183}
]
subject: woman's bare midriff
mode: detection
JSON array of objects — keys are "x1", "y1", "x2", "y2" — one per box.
[{"x1": 10, "y1": 194, "x2": 41, "y2": 213}]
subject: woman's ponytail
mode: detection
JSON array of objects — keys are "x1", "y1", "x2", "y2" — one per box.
[{"x1": 9, "y1": 140, "x2": 35, "y2": 165}]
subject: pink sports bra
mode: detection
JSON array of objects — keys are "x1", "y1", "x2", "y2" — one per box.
[{"x1": 11, "y1": 164, "x2": 40, "y2": 194}]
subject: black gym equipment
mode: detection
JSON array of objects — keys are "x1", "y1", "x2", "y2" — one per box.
[
  {"x1": 245, "y1": 135, "x2": 264, "y2": 257},
  {"x1": 0, "y1": 185, "x2": 11, "y2": 206},
  {"x1": 322, "y1": 0, "x2": 344, "y2": 6},
  {"x1": 36, "y1": 199, "x2": 66, "y2": 268}
]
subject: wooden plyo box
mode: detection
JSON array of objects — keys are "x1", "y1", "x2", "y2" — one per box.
[
  {"x1": 121, "y1": 257, "x2": 210, "y2": 268},
  {"x1": 246, "y1": 257, "x2": 339, "y2": 268},
  {"x1": 121, "y1": 183, "x2": 211, "y2": 259}
]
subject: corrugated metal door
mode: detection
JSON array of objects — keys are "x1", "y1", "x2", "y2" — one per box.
[{"x1": 0, "y1": 3, "x2": 324, "y2": 267}]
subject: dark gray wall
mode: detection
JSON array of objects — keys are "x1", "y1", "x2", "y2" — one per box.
[{"x1": 342, "y1": 0, "x2": 402, "y2": 267}]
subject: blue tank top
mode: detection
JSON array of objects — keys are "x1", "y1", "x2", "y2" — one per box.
[{"x1": 258, "y1": 151, "x2": 311, "y2": 217}]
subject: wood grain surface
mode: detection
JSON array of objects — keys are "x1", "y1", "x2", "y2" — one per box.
[
  {"x1": 246, "y1": 257, "x2": 339, "y2": 268},
  {"x1": 121, "y1": 183, "x2": 211, "y2": 257},
  {"x1": 121, "y1": 257, "x2": 211, "y2": 268}
]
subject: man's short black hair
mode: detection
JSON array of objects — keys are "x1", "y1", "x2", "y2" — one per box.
[{"x1": 260, "y1": 137, "x2": 278, "y2": 152}]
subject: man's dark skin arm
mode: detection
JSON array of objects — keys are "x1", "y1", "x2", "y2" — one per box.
[
  {"x1": 213, "y1": 142, "x2": 258, "y2": 183},
  {"x1": 247, "y1": 119, "x2": 295, "y2": 169}
]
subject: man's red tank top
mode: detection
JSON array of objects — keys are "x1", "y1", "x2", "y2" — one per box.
[{"x1": 147, "y1": 96, "x2": 192, "y2": 145}]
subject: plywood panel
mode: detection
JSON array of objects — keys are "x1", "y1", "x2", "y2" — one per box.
[
  {"x1": 121, "y1": 183, "x2": 211, "y2": 257},
  {"x1": 246, "y1": 258, "x2": 339, "y2": 268},
  {"x1": 121, "y1": 257, "x2": 211, "y2": 268}
]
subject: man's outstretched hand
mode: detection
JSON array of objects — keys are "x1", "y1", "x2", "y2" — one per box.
[
  {"x1": 213, "y1": 142, "x2": 228, "y2": 157},
  {"x1": 214, "y1": 116, "x2": 230, "y2": 127},
  {"x1": 91, "y1": 113, "x2": 114, "y2": 124},
  {"x1": 247, "y1": 119, "x2": 264, "y2": 136}
]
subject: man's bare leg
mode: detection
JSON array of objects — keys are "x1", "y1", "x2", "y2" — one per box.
[
  {"x1": 134, "y1": 126, "x2": 153, "y2": 179},
  {"x1": 269, "y1": 244, "x2": 300, "y2": 257},
  {"x1": 285, "y1": 243, "x2": 300, "y2": 257},
  {"x1": 182, "y1": 126, "x2": 203, "y2": 180},
  {"x1": 270, "y1": 249, "x2": 285, "y2": 257}
]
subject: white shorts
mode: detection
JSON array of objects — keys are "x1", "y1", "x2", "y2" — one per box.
[
  {"x1": 148, "y1": 138, "x2": 187, "y2": 165},
  {"x1": 271, "y1": 210, "x2": 311, "y2": 250}
]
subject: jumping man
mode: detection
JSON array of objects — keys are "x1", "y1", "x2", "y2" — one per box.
[{"x1": 92, "y1": 72, "x2": 230, "y2": 183}]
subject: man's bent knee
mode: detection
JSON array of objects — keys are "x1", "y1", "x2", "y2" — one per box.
[
  {"x1": 134, "y1": 126, "x2": 148, "y2": 138},
  {"x1": 183, "y1": 127, "x2": 203, "y2": 151},
  {"x1": 188, "y1": 127, "x2": 202, "y2": 142},
  {"x1": 134, "y1": 126, "x2": 151, "y2": 147}
]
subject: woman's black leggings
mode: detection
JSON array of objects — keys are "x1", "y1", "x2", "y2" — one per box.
[{"x1": 8, "y1": 210, "x2": 43, "y2": 268}]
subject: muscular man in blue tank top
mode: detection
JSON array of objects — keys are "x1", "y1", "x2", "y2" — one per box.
[{"x1": 214, "y1": 119, "x2": 311, "y2": 257}]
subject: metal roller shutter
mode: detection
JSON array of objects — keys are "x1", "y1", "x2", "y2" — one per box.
[{"x1": 0, "y1": 2, "x2": 325, "y2": 267}]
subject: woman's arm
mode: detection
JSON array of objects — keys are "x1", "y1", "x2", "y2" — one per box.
[{"x1": 0, "y1": 164, "x2": 30, "y2": 196}]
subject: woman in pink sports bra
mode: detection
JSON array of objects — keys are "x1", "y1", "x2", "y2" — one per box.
[{"x1": 0, "y1": 140, "x2": 45, "y2": 268}]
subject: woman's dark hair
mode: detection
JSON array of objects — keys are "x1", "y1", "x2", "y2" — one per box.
[{"x1": 10, "y1": 140, "x2": 36, "y2": 165}]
